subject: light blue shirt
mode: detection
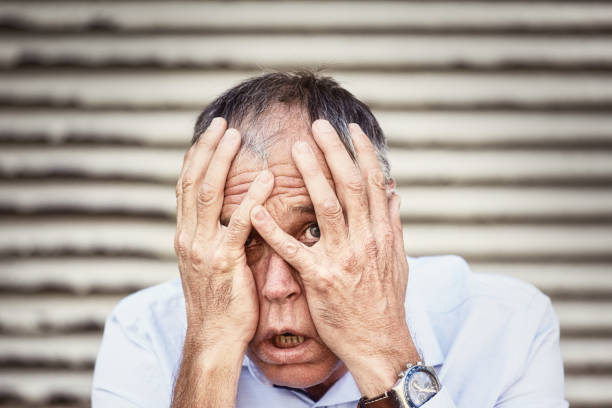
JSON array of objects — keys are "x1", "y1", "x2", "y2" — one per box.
[{"x1": 92, "y1": 255, "x2": 568, "y2": 407}]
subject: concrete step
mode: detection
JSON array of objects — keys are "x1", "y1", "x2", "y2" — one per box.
[
  {"x1": 1, "y1": 217, "x2": 612, "y2": 260},
  {"x1": 1, "y1": 1, "x2": 611, "y2": 32},
  {"x1": 4, "y1": 110, "x2": 612, "y2": 148},
  {"x1": 3, "y1": 34, "x2": 612, "y2": 69},
  {"x1": 2, "y1": 146, "x2": 611, "y2": 185},
  {"x1": 3, "y1": 182, "x2": 612, "y2": 222},
  {"x1": 2, "y1": 71, "x2": 612, "y2": 109}
]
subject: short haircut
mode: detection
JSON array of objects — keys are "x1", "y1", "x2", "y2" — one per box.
[{"x1": 192, "y1": 71, "x2": 390, "y2": 180}]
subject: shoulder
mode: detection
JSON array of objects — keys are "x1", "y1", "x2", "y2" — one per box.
[
  {"x1": 407, "y1": 255, "x2": 557, "y2": 356},
  {"x1": 407, "y1": 255, "x2": 548, "y2": 314},
  {"x1": 106, "y1": 278, "x2": 185, "y2": 343}
]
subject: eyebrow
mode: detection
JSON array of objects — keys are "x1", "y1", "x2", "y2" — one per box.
[
  {"x1": 290, "y1": 205, "x2": 315, "y2": 215},
  {"x1": 220, "y1": 204, "x2": 315, "y2": 227}
]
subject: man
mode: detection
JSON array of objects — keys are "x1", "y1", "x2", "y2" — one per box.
[{"x1": 92, "y1": 72, "x2": 567, "y2": 407}]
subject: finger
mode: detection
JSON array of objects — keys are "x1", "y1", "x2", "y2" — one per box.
[
  {"x1": 388, "y1": 193, "x2": 405, "y2": 256},
  {"x1": 195, "y1": 128, "x2": 242, "y2": 239},
  {"x1": 223, "y1": 170, "x2": 275, "y2": 251},
  {"x1": 292, "y1": 141, "x2": 346, "y2": 246},
  {"x1": 311, "y1": 119, "x2": 369, "y2": 231},
  {"x1": 181, "y1": 117, "x2": 227, "y2": 239},
  {"x1": 349, "y1": 123, "x2": 390, "y2": 232},
  {"x1": 175, "y1": 144, "x2": 196, "y2": 228},
  {"x1": 174, "y1": 144, "x2": 196, "y2": 259},
  {"x1": 389, "y1": 193, "x2": 409, "y2": 283},
  {"x1": 250, "y1": 205, "x2": 314, "y2": 278}
]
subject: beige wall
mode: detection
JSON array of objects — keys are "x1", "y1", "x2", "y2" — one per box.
[{"x1": 0, "y1": 2, "x2": 611, "y2": 407}]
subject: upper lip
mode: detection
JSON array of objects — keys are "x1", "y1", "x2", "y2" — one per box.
[{"x1": 263, "y1": 328, "x2": 310, "y2": 341}]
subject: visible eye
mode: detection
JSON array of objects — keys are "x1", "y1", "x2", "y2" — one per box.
[{"x1": 303, "y1": 223, "x2": 320, "y2": 245}]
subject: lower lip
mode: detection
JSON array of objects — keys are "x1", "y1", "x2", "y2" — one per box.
[{"x1": 257, "y1": 338, "x2": 316, "y2": 365}]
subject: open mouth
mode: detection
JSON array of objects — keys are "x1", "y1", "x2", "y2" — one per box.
[{"x1": 274, "y1": 332, "x2": 306, "y2": 348}]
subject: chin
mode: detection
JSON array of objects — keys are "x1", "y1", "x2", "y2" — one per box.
[
  {"x1": 247, "y1": 347, "x2": 341, "y2": 388},
  {"x1": 262, "y1": 361, "x2": 340, "y2": 388}
]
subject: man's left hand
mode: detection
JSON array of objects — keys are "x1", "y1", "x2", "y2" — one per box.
[{"x1": 250, "y1": 120, "x2": 420, "y2": 397}]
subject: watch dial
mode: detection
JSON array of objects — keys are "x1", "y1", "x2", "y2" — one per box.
[{"x1": 405, "y1": 369, "x2": 437, "y2": 407}]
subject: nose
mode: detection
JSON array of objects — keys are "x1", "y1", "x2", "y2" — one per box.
[{"x1": 261, "y1": 251, "x2": 302, "y2": 303}]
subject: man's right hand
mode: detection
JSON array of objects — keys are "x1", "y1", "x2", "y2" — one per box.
[{"x1": 174, "y1": 116, "x2": 274, "y2": 353}]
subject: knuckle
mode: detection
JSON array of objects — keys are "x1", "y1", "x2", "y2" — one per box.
[
  {"x1": 380, "y1": 226, "x2": 394, "y2": 247},
  {"x1": 315, "y1": 275, "x2": 334, "y2": 292},
  {"x1": 340, "y1": 252, "x2": 359, "y2": 272},
  {"x1": 282, "y1": 240, "x2": 300, "y2": 259},
  {"x1": 231, "y1": 214, "x2": 250, "y2": 232},
  {"x1": 189, "y1": 241, "x2": 206, "y2": 265},
  {"x1": 197, "y1": 136, "x2": 215, "y2": 151},
  {"x1": 210, "y1": 250, "x2": 230, "y2": 272},
  {"x1": 363, "y1": 235, "x2": 379, "y2": 258},
  {"x1": 175, "y1": 181, "x2": 183, "y2": 199},
  {"x1": 368, "y1": 170, "x2": 387, "y2": 190},
  {"x1": 174, "y1": 231, "x2": 190, "y2": 258},
  {"x1": 197, "y1": 182, "x2": 219, "y2": 207},
  {"x1": 344, "y1": 177, "x2": 364, "y2": 195},
  {"x1": 181, "y1": 176, "x2": 196, "y2": 193},
  {"x1": 320, "y1": 199, "x2": 343, "y2": 219}
]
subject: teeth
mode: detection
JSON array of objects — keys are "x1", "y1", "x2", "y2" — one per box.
[{"x1": 274, "y1": 334, "x2": 305, "y2": 348}]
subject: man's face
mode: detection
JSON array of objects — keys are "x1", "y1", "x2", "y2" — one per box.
[{"x1": 220, "y1": 115, "x2": 345, "y2": 389}]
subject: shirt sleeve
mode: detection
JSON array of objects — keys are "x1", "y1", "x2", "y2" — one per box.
[
  {"x1": 91, "y1": 307, "x2": 172, "y2": 408},
  {"x1": 493, "y1": 297, "x2": 568, "y2": 408},
  {"x1": 420, "y1": 387, "x2": 457, "y2": 407}
]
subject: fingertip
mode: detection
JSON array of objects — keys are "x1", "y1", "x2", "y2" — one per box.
[
  {"x1": 210, "y1": 116, "x2": 226, "y2": 129},
  {"x1": 312, "y1": 119, "x2": 333, "y2": 133},
  {"x1": 292, "y1": 141, "x2": 312, "y2": 156},
  {"x1": 224, "y1": 128, "x2": 241, "y2": 144},
  {"x1": 256, "y1": 169, "x2": 273, "y2": 184},
  {"x1": 390, "y1": 192, "x2": 402, "y2": 218},
  {"x1": 349, "y1": 123, "x2": 370, "y2": 149},
  {"x1": 251, "y1": 205, "x2": 267, "y2": 223},
  {"x1": 348, "y1": 123, "x2": 362, "y2": 133}
]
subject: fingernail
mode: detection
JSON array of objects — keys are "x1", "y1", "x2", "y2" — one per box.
[
  {"x1": 211, "y1": 117, "x2": 224, "y2": 129},
  {"x1": 348, "y1": 123, "x2": 361, "y2": 132},
  {"x1": 294, "y1": 141, "x2": 311, "y2": 154},
  {"x1": 252, "y1": 205, "x2": 266, "y2": 221},
  {"x1": 313, "y1": 119, "x2": 333, "y2": 132},
  {"x1": 224, "y1": 128, "x2": 240, "y2": 143},
  {"x1": 257, "y1": 170, "x2": 272, "y2": 183}
]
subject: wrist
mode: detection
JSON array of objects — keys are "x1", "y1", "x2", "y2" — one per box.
[
  {"x1": 345, "y1": 326, "x2": 420, "y2": 397},
  {"x1": 184, "y1": 326, "x2": 249, "y2": 364}
]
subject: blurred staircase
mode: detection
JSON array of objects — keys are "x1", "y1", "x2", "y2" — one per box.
[{"x1": 0, "y1": 2, "x2": 611, "y2": 407}]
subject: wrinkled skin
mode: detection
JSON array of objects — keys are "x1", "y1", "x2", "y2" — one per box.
[{"x1": 174, "y1": 111, "x2": 418, "y2": 403}]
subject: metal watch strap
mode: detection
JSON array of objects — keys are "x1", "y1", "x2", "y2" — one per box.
[{"x1": 358, "y1": 390, "x2": 401, "y2": 408}]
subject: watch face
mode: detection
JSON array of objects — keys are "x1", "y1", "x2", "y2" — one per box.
[{"x1": 404, "y1": 367, "x2": 439, "y2": 407}]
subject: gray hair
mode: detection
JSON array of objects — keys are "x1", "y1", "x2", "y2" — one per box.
[{"x1": 192, "y1": 71, "x2": 390, "y2": 180}]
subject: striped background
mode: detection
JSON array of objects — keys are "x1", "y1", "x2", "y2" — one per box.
[{"x1": 1, "y1": 2, "x2": 611, "y2": 407}]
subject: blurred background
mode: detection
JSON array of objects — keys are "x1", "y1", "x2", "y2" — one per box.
[{"x1": 0, "y1": 1, "x2": 611, "y2": 407}]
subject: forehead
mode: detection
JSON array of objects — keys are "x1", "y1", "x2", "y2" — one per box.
[{"x1": 220, "y1": 113, "x2": 333, "y2": 224}]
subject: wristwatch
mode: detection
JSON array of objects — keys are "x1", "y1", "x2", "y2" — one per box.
[{"x1": 358, "y1": 362, "x2": 440, "y2": 408}]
